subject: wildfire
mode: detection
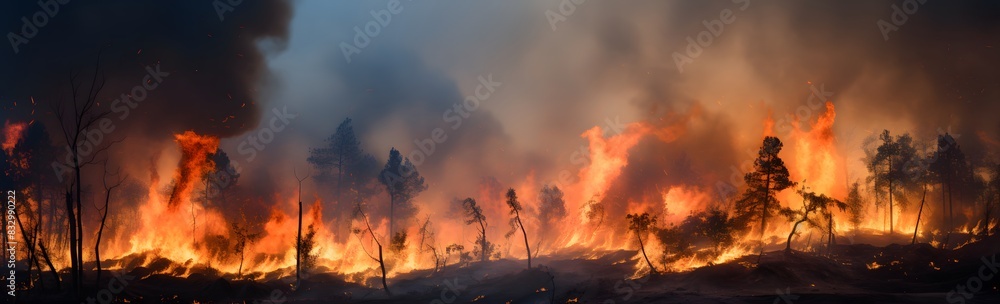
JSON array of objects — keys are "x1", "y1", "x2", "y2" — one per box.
[
  {"x1": 790, "y1": 101, "x2": 843, "y2": 197},
  {"x1": 2, "y1": 120, "x2": 27, "y2": 155},
  {"x1": 168, "y1": 131, "x2": 220, "y2": 208}
]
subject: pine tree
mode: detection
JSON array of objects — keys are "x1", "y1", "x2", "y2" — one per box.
[{"x1": 734, "y1": 136, "x2": 795, "y2": 258}]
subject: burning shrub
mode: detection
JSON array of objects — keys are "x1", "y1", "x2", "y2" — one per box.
[
  {"x1": 584, "y1": 195, "x2": 606, "y2": 229},
  {"x1": 445, "y1": 244, "x2": 472, "y2": 268},
  {"x1": 390, "y1": 231, "x2": 408, "y2": 253},
  {"x1": 298, "y1": 224, "x2": 319, "y2": 276},
  {"x1": 538, "y1": 185, "x2": 568, "y2": 226},
  {"x1": 656, "y1": 208, "x2": 739, "y2": 267}
]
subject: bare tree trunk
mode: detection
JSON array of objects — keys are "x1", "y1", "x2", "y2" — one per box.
[
  {"x1": 64, "y1": 189, "x2": 79, "y2": 292},
  {"x1": 95, "y1": 191, "x2": 110, "y2": 284},
  {"x1": 786, "y1": 218, "x2": 807, "y2": 252},
  {"x1": 888, "y1": 159, "x2": 894, "y2": 235},
  {"x1": 39, "y1": 240, "x2": 60, "y2": 290},
  {"x1": 294, "y1": 169, "x2": 309, "y2": 288},
  {"x1": 758, "y1": 173, "x2": 771, "y2": 263},
  {"x1": 912, "y1": 183, "x2": 927, "y2": 245},
  {"x1": 377, "y1": 242, "x2": 390, "y2": 296},
  {"x1": 514, "y1": 209, "x2": 531, "y2": 268},
  {"x1": 637, "y1": 233, "x2": 657, "y2": 274}
]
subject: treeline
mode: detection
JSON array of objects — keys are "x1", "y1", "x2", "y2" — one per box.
[{"x1": 625, "y1": 132, "x2": 999, "y2": 273}]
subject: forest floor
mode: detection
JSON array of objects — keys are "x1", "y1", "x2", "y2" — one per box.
[{"x1": 15, "y1": 232, "x2": 1000, "y2": 303}]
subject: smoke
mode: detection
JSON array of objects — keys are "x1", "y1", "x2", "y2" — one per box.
[{"x1": 0, "y1": 0, "x2": 292, "y2": 139}]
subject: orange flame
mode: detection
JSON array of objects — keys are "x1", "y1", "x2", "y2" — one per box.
[
  {"x1": 168, "y1": 131, "x2": 220, "y2": 208},
  {"x1": 2, "y1": 120, "x2": 27, "y2": 155}
]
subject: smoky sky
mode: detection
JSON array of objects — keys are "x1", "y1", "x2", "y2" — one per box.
[
  {"x1": 0, "y1": 0, "x2": 291, "y2": 138},
  {"x1": 3, "y1": 0, "x2": 1000, "y2": 225}
]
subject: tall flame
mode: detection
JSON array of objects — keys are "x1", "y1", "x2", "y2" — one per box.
[{"x1": 168, "y1": 131, "x2": 220, "y2": 208}]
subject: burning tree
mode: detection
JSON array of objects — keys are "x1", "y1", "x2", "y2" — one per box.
[
  {"x1": 231, "y1": 218, "x2": 263, "y2": 279},
  {"x1": 417, "y1": 217, "x2": 443, "y2": 272},
  {"x1": 867, "y1": 130, "x2": 919, "y2": 235},
  {"x1": 626, "y1": 213, "x2": 658, "y2": 274},
  {"x1": 462, "y1": 197, "x2": 494, "y2": 262},
  {"x1": 352, "y1": 201, "x2": 391, "y2": 296},
  {"x1": 2, "y1": 121, "x2": 62, "y2": 292},
  {"x1": 204, "y1": 148, "x2": 239, "y2": 206},
  {"x1": 781, "y1": 185, "x2": 846, "y2": 253},
  {"x1": 734, "y1": 136, "x2": 795, "y2": 258},
  {"x1": 378, "y1": 148, "x2": 427, "y2": 241},
  {"x1": 537, "y1": 185, "x2": 567, "y2": 253},
  {"x1": 930, "y1": 133, "x2": 972, "y2": 246},
  {"x1": 657, "y1": 207, "x2": 739, "y2": 265},
  {"x1": 846, "y1": 181, "x2": 866, "y2": 235},
  {"x1": 504, "y1": 188, "x2": 532, "y2": 268}
]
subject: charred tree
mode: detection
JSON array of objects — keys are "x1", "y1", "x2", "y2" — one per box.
[
  {"x1": 781, "y1": 186, "x2": 845, "y2": 253},
  {"x1": 626, "y1": 213, "x2": 658, "y2": 274},
  {"x1": 52, "y1": 59, "x2": 119, "y2": 293},
  {"x1": 504, "y1": 189, "x2": 531, "y2": 269},
  {"x1": 930, "y1": 133, "x2": 970, "y2": 248},
  {"x1": 462, "y1": 198, "x2": 493, "y2": 262},
  {"x1": 294, "y1": 168, "x2": 310, "y2": 288},
  {"x1": 352, "y1": 202, "x2": 391, "y2": 296},
  {"x1": 96, "y1": 163, "x2": 125, "y2": 285}
]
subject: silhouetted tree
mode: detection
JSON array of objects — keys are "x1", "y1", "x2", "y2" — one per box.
[
  {"x1": 504, "y1": 189, "x2": 531, "y2": 268},
  {"x1": 206, "y1": 147, "x2": 239, "y2": 203},
  {"x1": 626, "y1": 213, "x2": 658, "y2": 274},
  {"x1": 462, "y1": 198, "x2": 493, "y2": 262},
  {"x1": 232, "y1": 217, "x2": 263, "y2": 279},
  {"x1": 868, "y1": 130, "x2": 919, "y2": 235},
  {"x1": 352, "y1": 201, "x2": 390, "y2": 296},
  {"x1": 846, "y1": 181, "x2": 866, "y2": 235},
  {"x1": 293, "y1": 168, "x2": 310, "y2": 288},
  {"x1": 2, "y1": 121, "x2": 61, "y2": 291},
  {"x1": 656, "y1": 207, "x2": 737, "y2": 266},
  {"x1": 52, "y1": 62, "x2": 121, "y2": 293},
  {"x1": 734, "y1": 136, "x2": 795, "y2": 258},
  {"x1": 308, "y1": 118, "x2": 367, "y2": 202},
  {"x1": 417, "y1": 217, "x2": 442, "y2": 272},
  {"x1": 95, "y1": 162, "x2": 125, "y2": 284},
  {"x1": 379, "y1": 148, "x2": 427, "y2": 238},
  {"x1": 781, "y1": 185, "x2": 845, "y2": 252},
  {"x1": 930, "y1": 133, "x2": 971, "y2": 247}
]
